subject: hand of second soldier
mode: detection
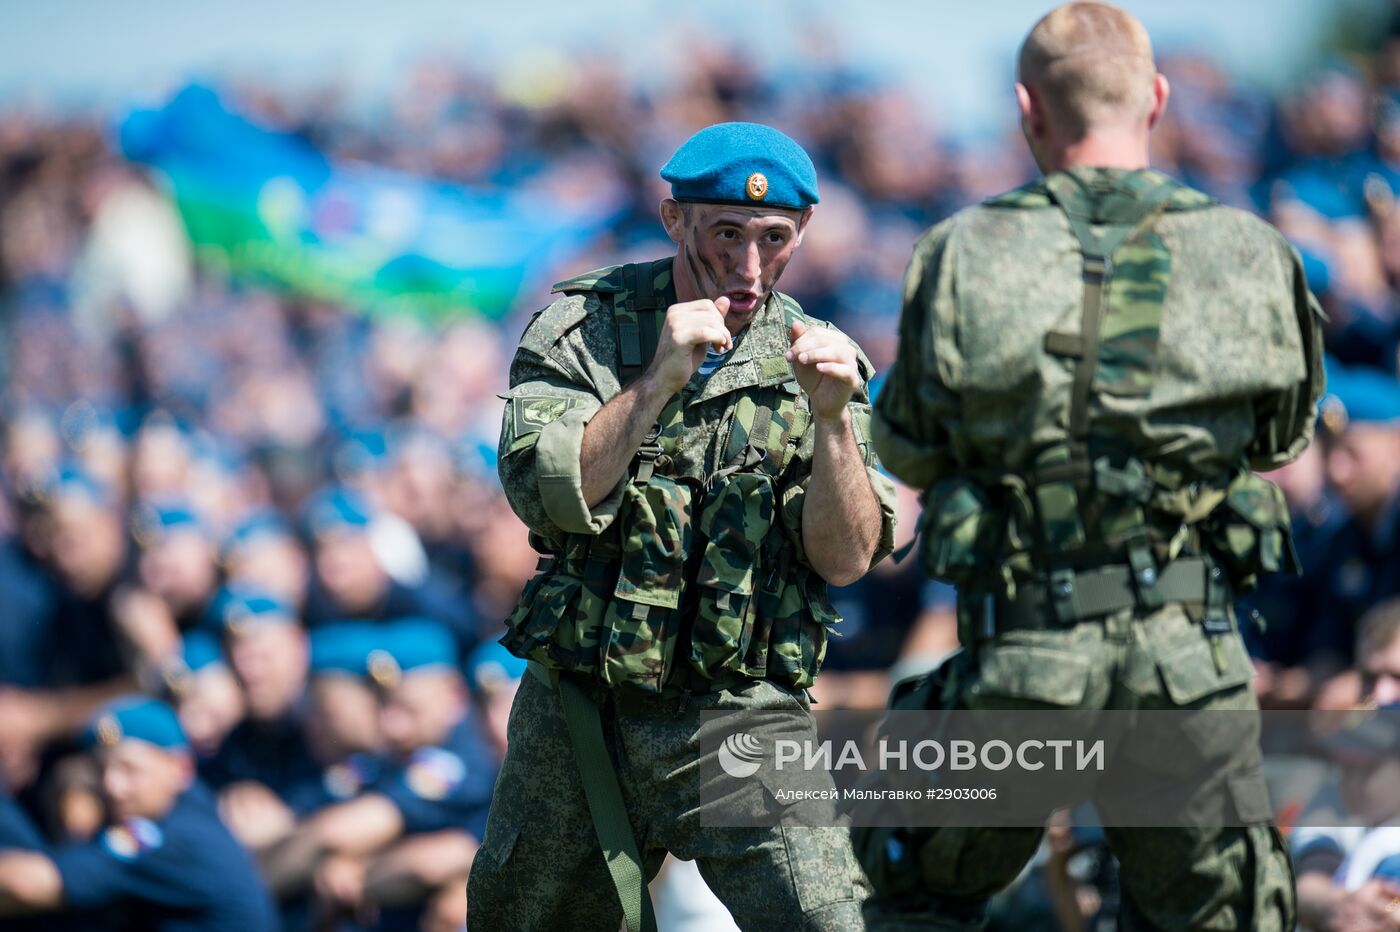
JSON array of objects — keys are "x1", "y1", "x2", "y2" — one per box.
[
  {"x1": 218, "y1": 781, "x2": 296, "y2": 850},
  {"x1": 646, "y1": 296, "x2": 733, "y2": 394},
  {"x1": 786, "y1": 321, "x2": 859, "y2": 421}
]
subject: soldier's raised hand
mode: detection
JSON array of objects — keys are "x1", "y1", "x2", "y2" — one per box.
[
  {"x1": 646, "y1": 296, "x2": 733, "y2": 393},
  {"x1": 786, "y1": 320, "x2": 859, "y2": 420}
]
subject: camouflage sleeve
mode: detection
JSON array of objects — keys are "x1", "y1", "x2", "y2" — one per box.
[
  {"x1": 1246, "y1": 239, "x2": 1328, "y2": 471},
  {"x1": 779, "y1": 336, "x2": 899, "y2": 572},
  {"x1": 871, "y1": 221, "x2": 959, "y2": 491},
  {"x1": 497, "y1": 296, "x2": 625, "y2": 543}
]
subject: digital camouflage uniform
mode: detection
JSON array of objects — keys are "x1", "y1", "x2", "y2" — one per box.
[
  {"x1": 865, "y1": 168, "x2": 1324, "y2": 930},
  {"x1": 468, "y1": 257, "x2": 897, "y2": 931}
]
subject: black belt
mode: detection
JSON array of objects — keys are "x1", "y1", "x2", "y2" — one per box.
[{"x1": 988, "y1": 556, "x2": 1213, "y2": 636}]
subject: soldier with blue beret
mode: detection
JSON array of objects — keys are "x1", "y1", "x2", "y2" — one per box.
[
  {"x1": 260, "y1": 618, "x2": 493, "y2": 930},
  {"x1": 198, "y1": 583, "x2": 321, "y2": 858},
  {"x1": 475, "y1": 117, "x2": 895, "y2": 931},
  {"x1": 221, "y1": 508, "x2": 309, "y2": 612},
  {"x1": 1305, "y1": 361, "x2": 1400, "y2": 676},
  {"x1": 293, "y1": 622, "x2": 384, "y2": 813},
  {"x1": 0, "y1": 696, "x2": 277, "y2": 930}
]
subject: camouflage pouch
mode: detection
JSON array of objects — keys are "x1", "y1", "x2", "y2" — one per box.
[
  {"x1": 602, "y1": 475, "x2": 695, "y2": 691},
  {"x1": 689, "y1": 472, "x2": 774, "y2": 681},
  {"x1": 917, "y1": 478, "x2": 1001, "y2": 586},
  {"x1": 500, "y1": 571, "x2": 587, "y2": 670},
  {"x1": 763, "y1": 569, "x2": 837, "y2": 691},
  {"x1": 1205, "y1": 472, "x2": 1300, "y2": 592}
]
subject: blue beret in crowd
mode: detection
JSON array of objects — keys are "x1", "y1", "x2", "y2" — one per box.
[
  {"x1": 222, "y1": 508, "x2": 295, "y2": 557},
  {"x1": 83, "y1": 696, "x2": 188, "y2": 751},
  {"x1": 1321, "y1": 358, "x2": 1400, "y2": 431},
  {"x1": 309, "y1": 621, "x2": 380, "y2": 677},
  {"x1": 661, "y1": 122, "x2": 819, "y2": 210},
  {"x1": 204, "y1": 583, "x2": 298, "y2": 633},
  {"x1": 36, "y1": 462, "x2": 115, "y2": 509},
  {"x1": 181, "y1": 630, "x2": 226, "y2": 673},
  {"x1": 302, "y1": 485, "x2": 375, "y2": 538},
  {"x1": 367, "y1": 618, "x2": 457, "y2": 688},
  {"x1": 464, "y1": 641, "x2": 526, "y2": 694},
  {"x1": 130, "y1": 498, "x2": 206, "y2": 545}
]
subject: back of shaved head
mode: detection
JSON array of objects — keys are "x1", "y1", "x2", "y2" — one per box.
[{"x1": 1019, "y1": 2, "x2": 1157, "y2": 138}]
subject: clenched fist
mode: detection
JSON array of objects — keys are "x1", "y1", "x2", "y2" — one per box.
[{"x1": 645, "y1": 296, "x2": 733, "y2": 394}]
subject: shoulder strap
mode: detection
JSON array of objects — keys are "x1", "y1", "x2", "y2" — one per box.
[
  {"x1": 1043, "y1": 174, "x2": 1177, "y2": 457},
  {"x1": 615, "y1": 261, "x2": 667, "y2": 387}
]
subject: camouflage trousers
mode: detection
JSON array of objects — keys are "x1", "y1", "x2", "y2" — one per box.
[
  {"x1": 858, "y1": 603, "x2": 1296, "y2": 931},
  {"x1": 467, "y1": 669, "x2": 868, "y2": 931}
]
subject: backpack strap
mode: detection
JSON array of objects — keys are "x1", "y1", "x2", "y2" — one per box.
[{"x1": 1042, "y1": 173, "x2": 1179, "y2": 609}]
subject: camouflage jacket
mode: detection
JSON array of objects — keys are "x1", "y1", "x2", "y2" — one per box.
[
  {"x1": 872, "y1": 168, "x2": 1325, "y2": 592},
  {"x1": 498, "y1": 257, "x2": 897, "y2": 693}
]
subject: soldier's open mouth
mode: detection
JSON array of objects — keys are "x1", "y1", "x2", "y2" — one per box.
[{"x1": 726, "y1": 291, "x2": 760, "y2": 313}]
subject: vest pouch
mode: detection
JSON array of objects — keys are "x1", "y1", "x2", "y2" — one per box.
[
  {"x1": 690, "y1": 472, "x2": 774, "y2": 680},
  {"x1": 918, "y1": 477, "x2": 1000, "y2": 586},
  {"x1": 500, "y1": 570, "x2": 586, "y2": 670},
  {"x1": 1206, "y1": 472, "x2": 1298, "y2": 592},
  {"x1": 603, "y1": 474, "x2": 695, "y2": 692},
  {"x1": 764, "y1": 570, "x2": 835, "y2": 691}
]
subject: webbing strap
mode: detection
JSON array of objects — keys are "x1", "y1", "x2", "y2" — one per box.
[
  {"x1": 990, "y1": 556, "x2": 1210, "y2": 635},
  {"x1": 535, "y1": 662, "x2": 658, "y2": 932}
]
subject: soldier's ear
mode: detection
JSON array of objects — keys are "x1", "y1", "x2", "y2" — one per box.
[
  {"x1": 1015, "y1": 83, "x2": 1041, "y2": 138},
  {"x1": 793, "y1": 206, "x2": 815, "y2": 247},
  {"x1": 659, "y1": 198, "x2": 686, "y2": 244},
  {"x1": 1147, "y1": 73, "x2": 1170, "y2": 130}
]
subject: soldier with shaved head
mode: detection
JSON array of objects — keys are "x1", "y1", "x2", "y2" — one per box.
[{"x1": 864, "y1": 3, "x2": 1322, "y2": 929}]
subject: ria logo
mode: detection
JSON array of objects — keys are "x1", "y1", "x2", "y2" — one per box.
[{"x1": 718, "y1": 733, "x2": 764, "y2": 778}]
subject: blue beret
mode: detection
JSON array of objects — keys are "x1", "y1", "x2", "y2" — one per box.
[
  {"x1": 223, "y1": 508, "x2": 294, "y2": 556},
  {"x1": 309, "y1": 621, "x2": 380, "y2": 677},
  {"x1": 366, "y1": 618, "x2": 457, "y2": 688},
  {"x1": 1375, "y1": 853, "x2": 1400, "y2": 885},
  {"x1": 131, "y1": 498, "x2": 205, "y2": 545},
  {"x1": 181, "y1": 630, "x2": 226, "y2": 673},
  {"x1": 1321, "y1": 358, "x2": 1400, "y2": 431},
  {"x1": 464, "y1": 641, "x2": 526, "y2": 693},
  {"x1": 38, "y1": 463, "x2": 115, "y2": 509},
  {"x1": 661, "y1": 122, "x2": 819, "y2": 210},
  {"x1": 204, "y1": 583, "x2": 297, "y2": 634},
  {"x1": 302, "y1": 486, "x2": 375, "y2": 537},
  {"x1": 84, "y1": 696, "x2": 188, "y2": 751},
  {"x1": 333, "y1": 428, "x2": 392, "y2": 479}
]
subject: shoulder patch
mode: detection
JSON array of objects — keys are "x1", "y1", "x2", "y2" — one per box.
[
  {"x1": 510, "y1": 395, "x2": 583, "y2": 435},
  {"x1": 102, "y1": 818, "x2": 163, "y2": 861},
  {"x1": 551, "y1": 265, "x2": 626, "y2": 294},
  {"x1": 404, "y1": 747, "x2": 466, "y2": 801}
]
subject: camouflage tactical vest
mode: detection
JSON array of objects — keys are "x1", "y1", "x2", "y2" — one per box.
[
  {"x1": 918, "y1": 171, "x2": 1299, "y2": 614},
  {"x1": 503, "y1": 259, "x2": 840, "y2": 695}
]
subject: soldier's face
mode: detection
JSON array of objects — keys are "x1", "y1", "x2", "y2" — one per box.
[
  {"x1": 1326, "y1": 425, "x2": 1400, "y2": 519},
  {"x1": 1361, "y1": 631, "x2": 1400, "y2": 707},
  {"x1": 379, "y1": 671, "x2": 465, "y2": 757},
  {"x1": 99, "y1": 741, "x2": 191, "y2": 822},
  {"x1": 662, "y1": 200, "x2": 812, "y2": 334}
]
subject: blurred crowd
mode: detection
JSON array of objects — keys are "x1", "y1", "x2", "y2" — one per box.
[{"x1": 2, "y1": 4, "x2": 1400, "y2": 930}]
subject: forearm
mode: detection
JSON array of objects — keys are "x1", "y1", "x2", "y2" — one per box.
[
  {"x1": 362, "y1": 831, "x2": 477, "y2": 906},
  {"x1": 33, "y1": 679, "x2": 136, "y2": 743},
  {"x1": 801, "y1": 410, "x2": 882, "y2": 585},
  {"x1": 0, "y1": 852, "x2": 63, "y2": 915},
  {"x1": 260, "y1": 797, "x2": 401, "y2": 898},
  {"x1": 579, "y1": 373, "x2": 674, "y2": 507},
  {"x1": 1295, "y1": 872, "x2": 1344, "y2": 929}
]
